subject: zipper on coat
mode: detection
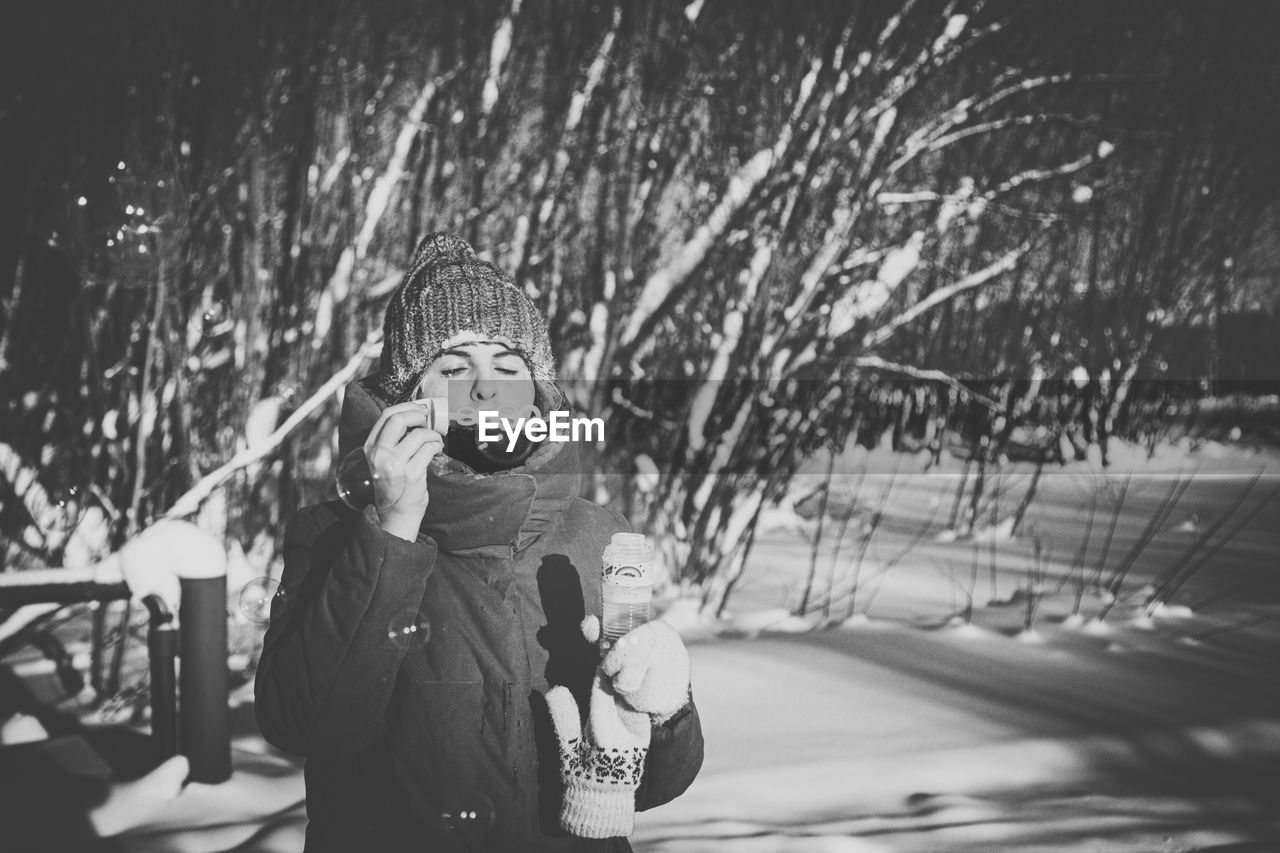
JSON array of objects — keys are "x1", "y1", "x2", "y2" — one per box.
[{"x1": 504, "y1": 680, "x2": 519, "y2": 801}]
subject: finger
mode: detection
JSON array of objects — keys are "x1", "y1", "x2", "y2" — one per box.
[
  {"x1": 400, "y1": 455, "x2": 430, "y2": 492},
  {"x1": 366, "y1": 405, "x2": 431, "y2": 451},
  {"x1": 391, "y1": 425, "x2": 440, "y2": 460},
  {"x1": 409, "y1": 396, "x2": 449, "y2": 432},
  {"x1": 384, "y1": 429, "x2": 427, "y2": 461},
  {"x1": 407, "y1": 428, "x2": 444, "y2": 460},
  {"x1": 378, "y1": 408, "x2": 432, "y2": 449},
  {"x1": 402, "y1": 441, "x2": 441, "y2": 485}
]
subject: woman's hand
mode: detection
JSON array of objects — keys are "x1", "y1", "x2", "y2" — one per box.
[
  {"x1": 364, "y1": 401, "x2": 444, "y2": 541},
  {"x1": 581, "y1": 616, "x2": 691, "y2": 724}
]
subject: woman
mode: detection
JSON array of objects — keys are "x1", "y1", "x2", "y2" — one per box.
[{"x1": 255, "y1": 233, "x2": 703, "y2": 852}]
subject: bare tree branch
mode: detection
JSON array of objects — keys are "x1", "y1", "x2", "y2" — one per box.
[
  {"x1": 861, "y1": 238, "x2": 1036, "y2": 350},
  {"x1": 163, "y1": 331, "x2": 384, "y2": 520},
  {"x1": 314, "y1": 74, "x2": 446, "y2": 345},
  {"x1": 851, "y1": 355, "x2": 1002, "y2": 411},
  {"x1": 617, "y1": 56, "x2": 827, "y2": 352}
]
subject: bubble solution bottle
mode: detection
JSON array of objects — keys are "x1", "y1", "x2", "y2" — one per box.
[{"x1": 600, "y1": 532, "x2": 655, "y2": 651}]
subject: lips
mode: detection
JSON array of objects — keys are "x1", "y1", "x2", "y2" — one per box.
[{"x1": 443, "y1": 423, "x2": 538, "y2": 473}]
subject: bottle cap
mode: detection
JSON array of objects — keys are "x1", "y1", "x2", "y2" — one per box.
[{"x1": 603, "y1": 532, "x2": 653, "y2": 584}]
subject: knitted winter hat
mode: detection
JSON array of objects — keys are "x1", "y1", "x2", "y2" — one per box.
[{"x1": 372, "y1": 232, "x2": 556, "y2": 402}]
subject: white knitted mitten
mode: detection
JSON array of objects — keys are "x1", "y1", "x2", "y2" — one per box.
[
  {"x1": 544, "y1": 670, "x2": 651, "y2": 838},
  {"x1": 598, "y1": 619, "x2": 690, "y2": 724}
]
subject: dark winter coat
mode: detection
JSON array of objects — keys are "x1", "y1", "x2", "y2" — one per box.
[{"x1": 255, "y1": 382, "x2": 703, "y2": 852}]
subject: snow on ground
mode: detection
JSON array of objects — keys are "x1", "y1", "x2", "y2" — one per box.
[
  {"x1": 6, "y1": 439, "x2": 1280, "y2": 851},
  {"x1": 628, "y1": 439, "x2": 1280, "y2": 851},
  {"x1": 634, "y1": 617, "x2": 1280, "y2": 851}
]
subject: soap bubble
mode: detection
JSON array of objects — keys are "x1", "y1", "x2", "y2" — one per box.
[
  {"x1": 31, "y1": 484, "x2": 84, "y2": 535},
  {"x1": 336, "y1": 446, "x2": 406, "y2": 510},
  {"x1": 385, "y1": 610, "x2": 432, "y2": 649},
  {"x1": 238, "y1": 577, "x2": 284, "y2": 625},
  {"x1": 276, "y1": 383, "x2": 301, "y2": 410},
  {"x1": 190, "y1": 300, "x2": 232, "y2": 339},
  {"x1": 440, "y1": 792, "x2": 495, "y2": 832}
]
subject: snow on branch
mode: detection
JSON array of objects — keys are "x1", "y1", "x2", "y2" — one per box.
[
  {"x1": 620, "y1": 149, "x2": 768, "y2": 348},
  {"x1": 880, "y1": 143, "x2": 1100, "y2": 231},
  {"x1": 922, "y1": 113, "x2": 1083, "y2": 155},
  {"x1": 163, "y1": 330, "x2": 384, "y2": 520},
  {"x1": 314, "y1": 75, "x2": 444, "y2": 344},
  {"x1": 618, "y1": 58, "x2": 825, "y2": 351},
  {"x1": 889, "y1": 66, "x2": 1020, "y2": 166},
  {"x1": 876, "y1": 190, "x2": 941, "y2": 205},
  {"x1": 851, "y1": 355, "x2": 1002, "y2": 411},
  {"x1": 762, "y1": 235, "x2": 881, "y2": 368},
  {"x1": 854, "y1": 7, "x2": 991, "y2": 137},
  {"x1": 886, "y1": 73, "x2": 1070, "y2": 177},
  {"x1": 961, "y1": 73, "x2": 1074, "y2": 121},
  {"x1": 782, "y1": 205, "x2": 858, "y2": 327},
  {"x1": 0, "y1": 604, "x2": 62, "y2": 646},
  {"x1": 984, "y1": 150, "x2": 1099, "y2": 200},
  {"x1": 366, "y1": 270, "x2": 405, "y2": 302},
  {"x1": 319, "y1": 147, "x2": 351, "y2": 194},
  {"x1": 686, "y1": 241, "x2": 772, "y2": 452},
  {"x1": 358, "y1": 78, "x2": 440, "y2": 260},
  {"x1": 875, "y1": 0, "x2": 919, "y2": 49},
  {"x1": 914, "y1": 1, "x2": 967, "y2": 70},
  {"x1": 509, "y1": 8, "x2": 619, "y2": 272},
  {"x1": 544, "y1": 6, "x2": 618, "y2": 225},
  {"x1": 0, "y1": 520, "x2": 226, "y2": 625},
  {"x1": 768, "y1": 229, "x2": 925, "y2": 378},
  {"x1": 565, "y1": 6, "x2": 617, "y2": 136},
  {"x1": 861, "y1": 238, "x2": 1033, "y2": 350},
  {"x1": 0, "y1": 444, "x2": 113, "y2": 562},
  {"x1": 481, "y1": 0, "x2": 522, "y2": 119},
  {"x1": 826, "y1": 231, "x2": 925, "y2": 340}
]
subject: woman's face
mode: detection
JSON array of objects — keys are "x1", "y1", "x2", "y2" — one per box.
[{"x1": 416, "y1": 337, "x2": 535, "y2": 417}]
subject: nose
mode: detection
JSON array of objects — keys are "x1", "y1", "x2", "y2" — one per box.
[{"x1": 470, "y1": 372, "x2": 498, "y2": 403}]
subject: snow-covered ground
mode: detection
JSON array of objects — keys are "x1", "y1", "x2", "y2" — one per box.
[
  {"x1": 635, "y1": 439, "x2": 1280, "y2": 851},
  {"x1": 7, "y1": 439, "x2": 1280, "y2": 851}
]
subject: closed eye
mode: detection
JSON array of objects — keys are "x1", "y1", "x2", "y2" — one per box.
[{"x1": 493, "y1": 354, "x2": 528, "y2": 375}]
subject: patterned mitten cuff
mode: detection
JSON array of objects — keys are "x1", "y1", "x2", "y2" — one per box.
[
  {"x1": 558, "y1": 750, "x2": 646, "y2": 838},
  {"x1": 545, "y1": 671, "x2": 651, "y2": 838}
]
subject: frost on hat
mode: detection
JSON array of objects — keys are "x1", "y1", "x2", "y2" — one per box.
[{"x1": 372, "y1": 232, "x2": 556, "y2": 402}]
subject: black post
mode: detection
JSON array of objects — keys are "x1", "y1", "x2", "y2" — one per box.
[
  {"x1": 179, "y1": 576, "x2": 230, "y2": 783},
  {"x1": 142, "y1": 594, "x2": 178, "y2": 763}
]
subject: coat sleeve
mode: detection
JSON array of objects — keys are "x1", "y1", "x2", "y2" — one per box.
[
  {"x1": 635, "y1": 695, "x2": 704, "y2": 811},
  {"x1": 255, "y1": 505, "x2": 438, "y2": 758}
]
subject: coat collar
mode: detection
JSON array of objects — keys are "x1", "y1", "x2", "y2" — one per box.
[
  {"x1": 419, "y1": 437, "x2": 580, "y2": 554},
  {"x1": 338, "y1": 377, "x2": 581, "y2": 554}
]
